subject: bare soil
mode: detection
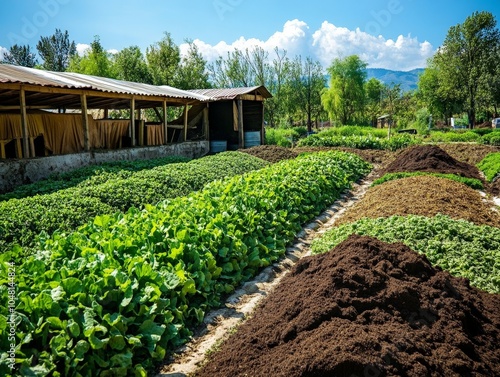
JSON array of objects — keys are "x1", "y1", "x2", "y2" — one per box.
[
  {"x1": 379, "y1": 144, "x2": 483, "y2": 180},
  {"x1": 195, "y1": 234, "x2": 500, "y2": 377},
  {"x1": 437, "y1": 143, "x2": 500, "y2": 166},
  {"x1": 336, "y1": 175, "x2": 500, "y2": 228},
  {"x1": 239, "y1": 145, "x2": 299, "y2": 163}
]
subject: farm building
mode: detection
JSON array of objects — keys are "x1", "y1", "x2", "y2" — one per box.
[
  {"x1": 187, "y1": 87, "x2": 272, "y2": 151},
  {"x1": 0, "y1": 64, "x2": 272, "y2": 192},
  {"x1": 0, "y1": 63, "x2": 212, "y2": 160}
]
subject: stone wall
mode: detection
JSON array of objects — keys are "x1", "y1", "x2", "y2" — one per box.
[{"x1": 0, "y1": 141, "x2": 209, "y2": 194}]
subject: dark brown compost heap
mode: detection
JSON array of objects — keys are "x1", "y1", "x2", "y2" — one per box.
[
  {"x1": 380, "y1": 144, "x2": 482, "y2": 180},
  {"x1": 196, "y1": 235, "x2": 500, "y2": 377},
  {"x1": 240, "y1": 145, "x2": 299, "y2": 163},
  {"x1": 336, "y1": 175, "x2": 500, "y2": 228}
]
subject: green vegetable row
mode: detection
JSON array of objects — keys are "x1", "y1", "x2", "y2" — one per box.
[
  {"x1": 0, "y1": 156, "x2": 191, "y2": 201},
  {"x1": 311, "y1": 214, "x2": 500, "y2": 293},
  {"x1": 296, "y1": 133, "x2": 417, "y2": 151},
  {"x1": 477, "y1": 152, "x2": 500, "y2": 182},
  {"x1": 0, "y1": 152, "x2": 269, "y2": 254},
  {"x1": 0, "y1": 151, "x2": 371, "y2": 376}
]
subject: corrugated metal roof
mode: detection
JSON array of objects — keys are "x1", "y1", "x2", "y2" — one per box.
[
  {"x1": 0, "y1": 64, "x2": 212, "y2": 101},
  {"x1": 187, "y1": 86, "x2": 272, "y2": 100}
]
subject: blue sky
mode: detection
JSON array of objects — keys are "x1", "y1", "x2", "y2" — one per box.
[{"x1": 1, "y1": 0, "x2": 499, "y2": 71}]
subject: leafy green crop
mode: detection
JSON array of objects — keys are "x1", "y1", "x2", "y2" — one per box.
[
  {"x1": 0, "y1": 156, "x2": 190, "y2": 201},
  {"x1": 296, "y1": 133, "x2": 418, "y2": 151},
  {"x1": 480, "y1": 131, "x2": 500, "y2": 146},
  {"x1": 0, "y1": 151, "x2": 371, "y2": 376},
  {"x1": 0, "y1": 152, "x2": 269, "y2": 254},
  {"x1": 312, "y1": 214, "x2": 500, "y2": 293},
  {"x1": 427, "y1": 130, "x2": 481, "y2": 143},
  {"x1": 477, "y1": 152, "x2": 500, "y2": 182},
  {"x1": 372, "y1": 172, "x2": 484, "y2": 190}
]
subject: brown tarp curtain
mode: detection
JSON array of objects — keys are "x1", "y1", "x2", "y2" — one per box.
[
  {"x1": 0, "y1": 114, "x2": 144, "y2": 156},
  {"x1": 145, "y1": 124, "x2": 164, "y2": 146}
]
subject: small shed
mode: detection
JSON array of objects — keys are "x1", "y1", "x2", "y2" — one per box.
[
  {"x1": 188, "y1": 86, "x2": 272, "y2": 151},
  {"x1": 377, "y1": 114, "x2": 394, "y2": 129}
]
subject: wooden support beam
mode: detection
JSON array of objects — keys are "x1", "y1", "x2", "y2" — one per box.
[
  {"x1": 163, "y1": 100, "x2": 168, "y2": 145},
  {"x1": 203, "y1": 104, "x2": 209, "y2": 141},
  {"x1": 81, "y1": 94, "x2": 90, "y2": 151},
  {"x1": 183, "y1": 104, "x2": 188, "y2": 142},
  {"x1": 261, "y1": 101, "x2": 265, "y2": 146},
  {"x1": 237, "y1": 99, "x2": 244, "y2": 148},
  {"x1": 20, "y1": 88, "x2": 29, "y2": 158},
  {"x1": 130, "y1": 97, "x2": 136, "y2": 147}
]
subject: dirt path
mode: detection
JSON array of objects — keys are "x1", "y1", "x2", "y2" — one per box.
[{"x1": 157, "y1": 169, "x2": 379, "y2": 377}]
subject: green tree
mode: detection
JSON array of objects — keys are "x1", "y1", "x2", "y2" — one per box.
[
  {"x1": 321, "y1": 55, "x2": 367, "y2": 125},
  {"x1": 175, "y1": 40, "x2": 210, "y2": 89},
  {"x1": 365, "y1": 77, "x2": 383, "y2": 126},
  {"x1": 146, "y1": 32, "x2": 180, "y2": 86},
  {"x1": 36, "y1": 29, "x2": 76, "y2": 71},
  {"x1": 433, "y1": 11, "x2": 500, "y2": 128},
  {"x1": 67, "y1": 36, "x2": 116, "y2": 78},
  {"x1": 3, "y1": 44, "x2": 37, "y2": 67},
  {"x1": 114, "y1": 46, "x2": 152, "y2": 83}
]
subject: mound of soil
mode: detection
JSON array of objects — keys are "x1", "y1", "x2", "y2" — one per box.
[
  {"x1": 196, "y1": 235, "x2": 500, "y2": 377},
  {"x1": 380, "y1": 144, "x2": 482, "y2": 180},
  {"x1": 240, "y1": 145, "x2": 299, "y2": 163},
  {"x1": 438, "y1": 143, "x2": 500, "y2": 166},
  {"x1": 492, "y1": 179, "x2": 500, "y2": 197},
  {"x1": 336, "y1": 175, "x2": 500, "y2": 228}
]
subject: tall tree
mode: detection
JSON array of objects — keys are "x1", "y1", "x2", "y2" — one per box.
[
  {"x1": 2, "y1": 44, "x2": 37, "y2": 67},
  {"x1": 114, "y1": 46, "x2": 152, "y2": 83},
  {"x1": 175, "y1": 40, "x2": 210, "y2": 89},
  {"x1": 37, "y1": 29, "x2": 76, "y2": 71},
  {"x1": 321, "y1": 55, "x2": 367, "y2": 125},
  {"x1": 433, "y1": 11, "x2": 500, "y2": 128},
  {"x1": 364, "y1": 78, "x2": 383, "y2": 127},
  {"x1": 146, "y1": 32, "x2": 180, "y2": 86},
  {"x1": 264, "y1": 47, "x2": 290, "y2": 127},
  {"x1": 67, "y1": 36, "x2": 116, "y2": 78}
]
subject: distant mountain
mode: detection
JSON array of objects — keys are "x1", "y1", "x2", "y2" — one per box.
[{"x1": 366, "y1": 68, "x2": 425, "y2": 92}]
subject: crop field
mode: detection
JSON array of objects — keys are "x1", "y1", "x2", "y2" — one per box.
[{"x1": 1, "y1": 142, "x2": 500, "y2": 376}]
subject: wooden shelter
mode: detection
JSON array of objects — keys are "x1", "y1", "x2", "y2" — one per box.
[
  {"x1": 187, "y1": 86, "x2": 272, "y2": 150},
  {"x1": 0, "y1": 64, "x2": 211, "y2": 159}
]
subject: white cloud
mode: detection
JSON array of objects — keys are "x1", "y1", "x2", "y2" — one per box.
[
  {"x1": 181, "y1": 19, "x2": 435, "y2": 72},
  {"x1": 0, "y1": 46, "x2": 8, "y2": 61},
  {"x1": 181, "y1": 19, "x2": 311, "y2": 63},
  {"x1": 76, "y1": 43, "x2": 90, "y2": 55}
]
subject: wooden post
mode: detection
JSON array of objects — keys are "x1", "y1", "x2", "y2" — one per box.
[
  {"x1": 203, "y1": 104, "x2": 209, "y2": 141},
  {"x1": 20, "y1": 88, "x2": 29, "y2": 158},
  {"x1": 261, "y1": 101, "x2": 265, "y2": 146},
  {"x1": 183, "y1": 104, "x2": 188, "y2": 142},
  {"x1": 81, "y1": 94, "x2": 90, "y2": 151},
  {"x1": 130, "y1": 97, "x2": 136, "y2": 147},
  {"x1": 237, "y1": 99, "x2": 244, "y2": 148},
  {"x1": 163, "y1": 100, "x2": 168, "y2": 144}
]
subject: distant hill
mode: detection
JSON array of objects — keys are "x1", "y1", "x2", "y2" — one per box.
[{"x1": 366, "y1": 68, "x2": 425, "y2": 92}]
